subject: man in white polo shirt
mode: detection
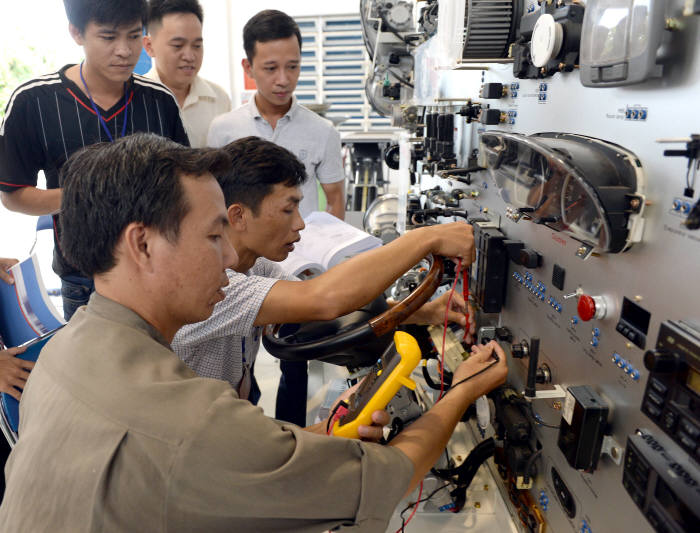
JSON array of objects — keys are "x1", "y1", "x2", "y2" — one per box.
[
  {"x1": 207, "y1": 9, "x2": 345, "y2": 219},
  {"x1": 144, "y1": 0, "x2": 230, "y2": 147}
]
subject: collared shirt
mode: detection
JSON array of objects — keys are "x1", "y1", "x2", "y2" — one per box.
[
  {"x1": 172, "y1": 257, "x2": 297, "y2": 397},
  {"x1": 0, "y1": 65, "x2": 189, "y2": 278},
  {"x1": 146, "y1": 68, "x2": 231, "y2": 148},
  {"x1": 0, "y1": 292, "x2": 413, "y2": 532},
  {"x1": 207, "y1": 95, "x2": 344, "y2": 217}
]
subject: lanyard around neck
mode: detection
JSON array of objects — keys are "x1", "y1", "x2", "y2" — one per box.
[{"x1": 79, "y1": 62, "x2": 129, "y2": 142}]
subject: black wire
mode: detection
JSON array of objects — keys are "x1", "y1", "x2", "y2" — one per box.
[
  {"x1": 386, "y1": 417, "x2": 404, "y2": 443},
  {"x1": 533, "y1": 416, "x2": 560, "y2": 429},
  {"x1": 421, "y1": 362, "x2": 453, "y2": 391},
  {"x1": 399, "y1": 482, "x2": 452, "y2": 532},
  {"x1": 523, "y1": 449, "x2": 542, "y2": 485},
  {"x1": 420, "y1": 1, "x2": 438, "y2": 37},
  {"x1": 519, "y1": 400, "x2": 560, "y2": 429},
  {"x1": 433, "y1": 438, "x2": 495, "y2": 480},
  {"x1": 386, "y1": 67, "x2": 415, "y2": 89},
  {"x1": 442, "y1": 447, "x2": 451, "y2": 466},
  {"x1": 422, "y1": 364, "x2": 443, "y2": 390},
  {"x1": 441, "y1": 361, "x2": 499, "y2": 398}
]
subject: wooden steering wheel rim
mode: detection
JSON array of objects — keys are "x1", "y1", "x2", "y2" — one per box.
[{"x1": 369, "y1": 254, "x2": 444, "y2": 337}]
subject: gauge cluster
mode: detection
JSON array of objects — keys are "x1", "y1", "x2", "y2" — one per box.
[{"x1": 479, "y1": 131, "x2": 645, "y2": 254}]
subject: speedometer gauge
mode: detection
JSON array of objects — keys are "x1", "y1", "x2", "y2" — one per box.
[
  {"x1": 479, "y1": 131, "x2": 646, "y2": 254},
  {"x1": 560, "y1": 174, "x2": 608, "y2": 249}
]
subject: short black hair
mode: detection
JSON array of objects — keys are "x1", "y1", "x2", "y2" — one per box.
[
  {"x1": 147, "y1": 0, "x2": 203, "y2": 32},
  {"x1": 60, "y1": 133, "x2": 230, "y2": 276},
  {"x1": 63, "y1": 0, "x2": 148, "y2": 34},
  {"x1": 218, "y1": 137, "x2": 307, "y2": 215},
  {"x1": 243, "y1": 10, "x2": 302, "y2": 63}
]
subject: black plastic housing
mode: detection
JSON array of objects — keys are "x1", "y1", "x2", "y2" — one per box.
[
  {"x1": 557, "y1": 385, "x2": 609, "y2": 471},
  {"x1": 471, "y1": 221, "x2": 509, "y2": 313}
]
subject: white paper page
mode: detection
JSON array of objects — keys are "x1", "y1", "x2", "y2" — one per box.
[
  {"x1": 295, "y1": 212, "x2": 382, "y2": 269},
  {"x1": 277, "y1": 250, "x2": 324, "y2": 278}
]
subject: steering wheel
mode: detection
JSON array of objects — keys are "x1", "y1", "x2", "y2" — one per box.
[{"x1": 262, "y1": 255, "x2": 444, "y2": 368}]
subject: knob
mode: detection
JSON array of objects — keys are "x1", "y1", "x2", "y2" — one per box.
[
  {"x1": 504, "y1": 240, "x2": 543, "y2": 268},
  {"x1": 511, "y1": 340, "x2": 529, "y2": 358},
  {"x1": 518, "y1": 248, "x2": 543, "y2": 268},
  {"x1": 577, "y1": 294, "x2": 607, "y2": 321},
  {"x1": 644, "y1": 350, "x2": 684, "y2": 373},
  {"x1": 536, "y1": 364, "x2": 552, "y2": 384}
]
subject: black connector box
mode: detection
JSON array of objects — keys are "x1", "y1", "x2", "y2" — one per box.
[
  {"x1": 479, "y1": 108, "x2": 502, "y2": 125},
  {"x1": 471, "y1": 222, "x2": 509, "y2": 313},
  {"x1": 557, "y1": 385, "x2": 609, "y2": 472},
  {"x1": 480, "y1": 82, "x2": 504, "y2": 99}
]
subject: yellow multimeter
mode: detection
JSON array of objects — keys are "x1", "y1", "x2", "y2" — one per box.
[{"x1": 333, "y1": 331, "x2": 423, "y2": 439}]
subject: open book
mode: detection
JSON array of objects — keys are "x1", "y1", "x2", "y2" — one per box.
[
  {"x1": 0, "y1": 254, "x2": 65, "y2": 348},
  {"x1": 279, "y1": 211, "x2": 382, "y2": 277},
  {"x1": 0, "y1": 254, "x2": 65, "y2": 437}
]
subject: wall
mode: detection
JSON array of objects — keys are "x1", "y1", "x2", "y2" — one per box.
[{"x1": 198, "y1": 0, "x2": 234, "y2": 96}]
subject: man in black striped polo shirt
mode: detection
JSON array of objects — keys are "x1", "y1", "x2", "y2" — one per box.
[{"x1": 0, "y1": 0, "x2": 189, "y2": 320}]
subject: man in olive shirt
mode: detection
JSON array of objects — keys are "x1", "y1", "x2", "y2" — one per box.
[{"x1": 0, "y1": 134, "x2": 507, "y2": 532}]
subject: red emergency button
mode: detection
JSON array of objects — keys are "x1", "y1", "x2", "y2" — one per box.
[
  {"x1": 577, "y1": 294, "x2": 607, "y2": 321},
  {"x1": 578, "y1": 295, "x2": 596, "y2": 321}
]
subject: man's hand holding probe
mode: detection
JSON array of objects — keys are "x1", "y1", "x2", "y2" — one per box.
[
  {"x1": 418, "y1": 221, "x2": 476, "y2": 264},
  {"x1": 389, "y1": 340, "x2": 507, "y2": 494},
  {"x1": 398, "y1": 222, "x2": 476, "y2": 336}
]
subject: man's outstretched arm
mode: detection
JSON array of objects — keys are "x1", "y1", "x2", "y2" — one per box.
[
  {"x1": 254, "y1": 222, "x2": 476, "y2": 326},
  {"x1": 1, "y1": 187, "x2": 62, "y2": 216}
]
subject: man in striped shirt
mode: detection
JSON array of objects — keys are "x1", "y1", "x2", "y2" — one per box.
[
  {"x1": 173, "y1": 138, "x2": 476, "y2": 426},
  {"x1": 0, "y1": 0, "x2": 188, "y2": 320}
]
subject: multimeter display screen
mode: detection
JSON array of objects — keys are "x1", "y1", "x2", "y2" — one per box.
[{"x1": 339, "y1": 343, "x2": 401, "y2": 425}]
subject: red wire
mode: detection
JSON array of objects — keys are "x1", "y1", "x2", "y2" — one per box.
[
  {"x1": 462, "y1": 267, "x2": 470, "y2": 341},
  {"x1": 401, "y1": 261, "x2": 464, "y2": 529},
  {"x1": 438, "y1": 259, "x2": 462, "y2": 401},
  {"x1": 396, "y1": 480, "x2": 423, "y2": 533}
]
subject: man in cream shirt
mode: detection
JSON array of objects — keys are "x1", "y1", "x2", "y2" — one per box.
[{"x1": 143, "y1": 0, "x2": 230, "y2": 147}]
